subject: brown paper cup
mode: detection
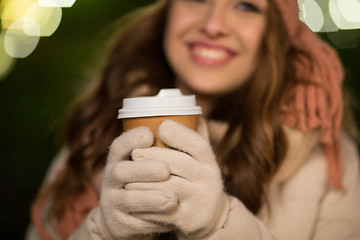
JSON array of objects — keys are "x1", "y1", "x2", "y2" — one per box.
[
  {"x1": 118, "y1": 89, "x2": 202, "y2": 147},
  {"x1": 122, "y1": 115, "x2": 199, "y2": 147}
]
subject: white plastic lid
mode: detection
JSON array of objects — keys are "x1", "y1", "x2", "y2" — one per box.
[{"x1": 117, "y1": 88, "x2": 202, "y2": 119}]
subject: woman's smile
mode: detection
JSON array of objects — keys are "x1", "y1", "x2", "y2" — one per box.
[{"x1": 188, "y1": 41, "x2": 236, "y2": 67}]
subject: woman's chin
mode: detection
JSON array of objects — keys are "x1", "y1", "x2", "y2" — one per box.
[{"x1": 189, "y1": 85, "x2": 234, "y2": 97}]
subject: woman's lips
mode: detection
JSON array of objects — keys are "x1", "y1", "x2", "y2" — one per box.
[{"x1": 188, "y1": 42, "x2": 236, "y2": 67}]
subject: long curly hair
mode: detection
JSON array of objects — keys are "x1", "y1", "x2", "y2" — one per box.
[{"x1": 37, "y1": 0, "x2": 294, "y2": 223}]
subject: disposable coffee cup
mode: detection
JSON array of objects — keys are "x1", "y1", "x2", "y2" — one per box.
[{"x1": 118, "y1": 88, "x2": 202, "y2": 147}]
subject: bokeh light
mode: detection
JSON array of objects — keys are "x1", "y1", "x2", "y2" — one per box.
[
  {"x1": 300, "y1": 0, "x2": 324, "y2": 32},
  {"x1": 25, "y1": 2, "x2": 62, "y2": 37},
  {"x1": 329, "y1": 0, "x2": 343, "y2": 29},
  {"x1": 338, "y1": 0, "x2": 360, "y2": 23},
  {"x1": 0, "y1": 0, "x2": 74, "y2": 77},
  {"x1": 300, "y1": 0, "x2": 360, "y2": 48},
  {"x1": 0, "y1": 33, "x2": 16, "y2": 80},
  {"x1": 329, "y1": 0, "x2": 360, "y2": 30},
  {"x1": 298, "y1": 0, "x2": 360, "y2": 32},
  {"x1": 4, "y1": 17, "x2": 40, "y2": 58},
  {"x1": 0, "y1": 0, "x2": 70, "y2": 61},
  {"x1": 38, "y1": 0, "x2": 76, "y2": 8},
  {"x1": 1, "y1": 0, "x2": 36, "y2": 30}
]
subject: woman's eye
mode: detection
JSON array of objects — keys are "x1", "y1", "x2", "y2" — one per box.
[
  {"x1": 235, "y1": 2, "x2": 260, "y2": 12},
  {"x1": 183, "y1": 0, "x2": 205, "y2": 2}
]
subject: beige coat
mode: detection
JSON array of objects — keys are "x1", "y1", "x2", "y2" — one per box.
[
  {"x1": 26, "y1": 123, "x2": 360, "y2": 239},
  {"x1": 206, "y1": 124, "x2": 360, "y2": 239}
]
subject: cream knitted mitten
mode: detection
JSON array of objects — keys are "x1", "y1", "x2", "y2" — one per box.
[
  {"x1": 127, "y1": 120, "x2": 230, "y2": 240},
  {"x1": 71, "y1": 127, "x2": 174, "y2": 240}
]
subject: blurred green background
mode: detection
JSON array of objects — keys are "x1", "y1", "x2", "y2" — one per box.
[{"x1": 0, "y1": 0, "x2": 359, "y2": 239}]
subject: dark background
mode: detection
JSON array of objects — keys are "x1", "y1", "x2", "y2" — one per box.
[
  {"x1": 0, "y1": 1, "x2": 154, "y2": 238},
  {"x1": 0, "y1": 1, "x2": 359, "y2": 239}
]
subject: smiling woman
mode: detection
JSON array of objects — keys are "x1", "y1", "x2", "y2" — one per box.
[{"x1": 27, "y1": 0, "x2": 360, "y2": 239}]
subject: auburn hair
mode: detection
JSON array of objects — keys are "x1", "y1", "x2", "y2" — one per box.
[{"x1": 36, "y1": 0, "x2": 294, "y2": 223}]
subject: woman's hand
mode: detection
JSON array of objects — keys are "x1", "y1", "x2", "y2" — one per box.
[
  {"x1": 127, "y1": 120, "x2": 230, "y2": 240},
  {"x1": 98, "y1": 127, "x2": 174, "y2": 239}
]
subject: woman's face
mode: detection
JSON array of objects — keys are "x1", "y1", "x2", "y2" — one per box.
[{"x1": 164, "y1": 0, "x2": 268, "y2": 96}]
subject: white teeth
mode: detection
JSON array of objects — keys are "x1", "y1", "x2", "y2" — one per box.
[{"x1": 193, "y1": 47, "x2": 228, "y2": 60}]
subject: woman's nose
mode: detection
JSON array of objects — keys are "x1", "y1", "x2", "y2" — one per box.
[{"x1": 200, "y1": 5, "x2": 230, "y2": 38}]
